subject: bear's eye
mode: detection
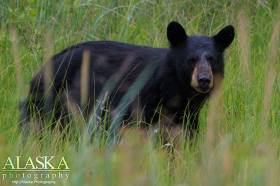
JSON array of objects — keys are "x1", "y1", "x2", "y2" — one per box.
[
  {"x1": 206, "y1": 55, "x2": 214, "y2": 62},
  {"x1": 188, "y1": 57, "x2": 198, "y2": 64}
]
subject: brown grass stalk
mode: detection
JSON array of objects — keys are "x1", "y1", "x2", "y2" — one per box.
[
  {"x1": 81, "y1": 50, "x2": 90, "y2": 108},
  {"x1": 205, "y1": 73, "x2": 224, "y2": 149},
  {"x1": 262, "y1": 21, "x2": 280, "y2": 127},
  {"x1": 10, "y1": 28, "x2": 23, "y2": 100},
  {"x1": 43, "y1": 33, "x2": 54, "y2": 99},
  {"x1": 237, "y1": 10, "x2": 252, "y2": 83},
  {"x1": 200, "y1": 73, "x2": 224, "y2": 186}
]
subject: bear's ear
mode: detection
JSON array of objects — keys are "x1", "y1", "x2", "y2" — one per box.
[
  {"x1": 213, "y1": 25, "x2": 235, "y2": 51},
  {"x1": 167, "y1": 21, "x2": 187, "y2": 47}
]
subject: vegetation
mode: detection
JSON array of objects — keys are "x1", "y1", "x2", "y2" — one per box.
[{"x1": 0, "y1": 0, "x2": 279, "y2": 185}]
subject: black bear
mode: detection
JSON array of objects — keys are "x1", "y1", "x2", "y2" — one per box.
[{"x1": 20, "y1": 21, "x2": 234, "y2": 138}]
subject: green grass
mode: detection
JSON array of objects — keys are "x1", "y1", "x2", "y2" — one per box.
[{"x1": 0, "y1": 0, "x2": 280, "y2": 185}]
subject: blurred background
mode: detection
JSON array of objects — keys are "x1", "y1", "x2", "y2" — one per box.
[{"x1": 0, "y1": 0, "x2": 280, "y2": 185}]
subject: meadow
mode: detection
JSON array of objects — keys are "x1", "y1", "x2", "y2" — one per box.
[{"x1": 0, "y1": 0, "x2": 280, "y2": 185}]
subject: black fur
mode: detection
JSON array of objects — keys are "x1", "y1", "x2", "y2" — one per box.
[{"x1": 20, "y1": 21, "x2": 234, "y2": 137}]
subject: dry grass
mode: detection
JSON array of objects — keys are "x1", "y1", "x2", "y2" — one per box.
[
  {"x1": 262, "y1": 21, "x2": 280, "y2": 127},
  {"x1": 237, "y1": 9, "x2": 252, "y2": 83},
  {"x1": 10, "y1": 28, "x2": 23, "y2": 100}
]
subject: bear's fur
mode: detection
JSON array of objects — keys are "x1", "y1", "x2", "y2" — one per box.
[{"x1": 20, "y1": 21, "x2": 234, "y2": 138}]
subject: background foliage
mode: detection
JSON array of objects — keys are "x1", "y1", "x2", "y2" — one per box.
[{"x1": 0, "y1": 0, "x2": 280, "y2": 185}]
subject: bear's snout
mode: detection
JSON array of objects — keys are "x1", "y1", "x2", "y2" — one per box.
[
  {"x1": 191, "y1": 61, "x2": 213, "y2": 93},
  {"x1": 198, "y1": 75, "x2": 211, "y2": 90}
]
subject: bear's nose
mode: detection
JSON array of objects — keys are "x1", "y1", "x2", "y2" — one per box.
[{"x1": 198, "y1": 77, "x2": 210, "y2": 89}]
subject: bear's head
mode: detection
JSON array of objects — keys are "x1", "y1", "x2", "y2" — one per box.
[{"x1": 167, "y1": 21, "x2": 234, "y2": 94}]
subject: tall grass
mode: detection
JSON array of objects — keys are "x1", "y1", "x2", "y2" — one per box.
[{"x1": 0, "y1": 0, "x2": 280, "y2": 185}]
